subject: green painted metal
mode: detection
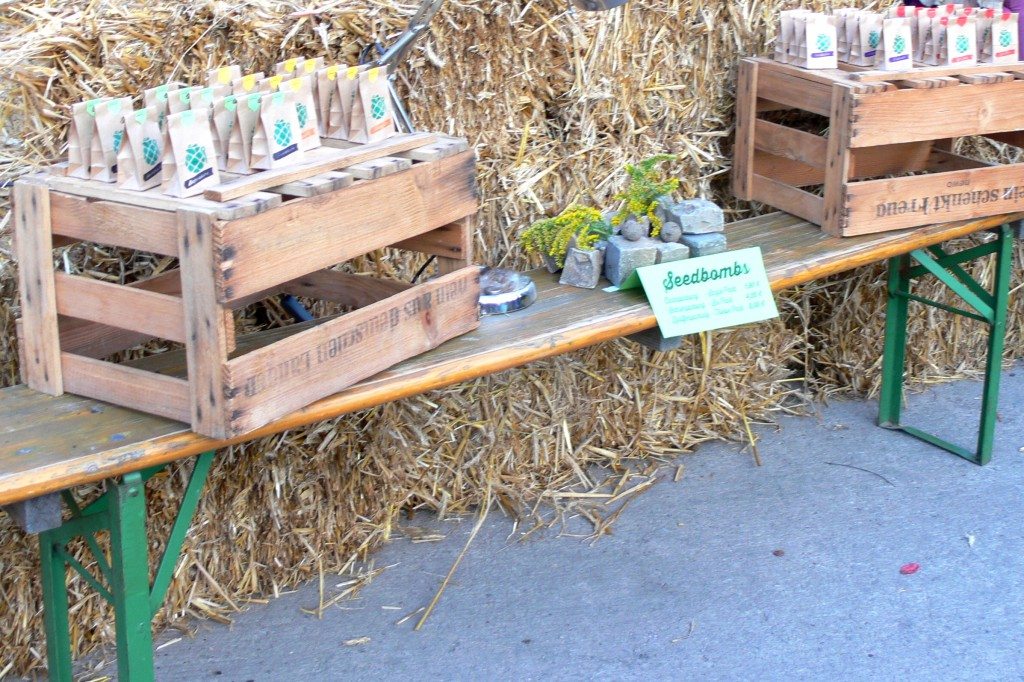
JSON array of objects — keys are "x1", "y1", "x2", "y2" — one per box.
[
  {"x1": 150, "y1": 450, "x2": 215, "y2": 613},
  {"x1": 37, "y1": 451, "x2": 215, "y2": 681},
  {"x1": 108, "y1": 472, "x2": 156, "y2": 681},
  {"x1": 39, "y1": 534, "x2": 73, "y2": 682},
  {"x1": 878, "y1": 226, "x2": 1014, "y2": 465}
]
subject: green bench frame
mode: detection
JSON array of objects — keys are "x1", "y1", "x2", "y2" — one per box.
[{"x1": 2, "y1": 212, "x2": 1019, "y2": 681}]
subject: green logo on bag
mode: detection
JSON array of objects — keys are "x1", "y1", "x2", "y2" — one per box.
[
  {"x1": 112, "y1": 130, "x2": 123, "y2": 154},
  {"x1": 273, "y1": 119, "x2": 292, "y2": 147},
  {"x1": 142, "y1": 137, "x2": 160, "y2": 165},
  {"x1": 815, "y1": 34, "x2": 831, "y2": 52},
  {"x1": 370, "y1": 94, "x2": 387, "y2": 120},
  {"x1": 296, "y1": 102, "x2": 309, "y2": 128},
  {"x1": 956, "y1": 35, "x2": 970, "y2": 54},
  {"x1": 1000, "y1": 29, "x2": 1013, "y2": 48},
  {"x1": 868, "y1": 31, "x2": 880, "y2": 49},
  {"x1": 185, "y1": 143, "x2": 208, "y2": 174},
  {"x1": 893, "y1": 35, "x2": 906, "y2": 54}
]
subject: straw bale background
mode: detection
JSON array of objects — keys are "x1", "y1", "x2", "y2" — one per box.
[{"x1": 1, "y1": 0, "x2": 1022, "y2": 674}]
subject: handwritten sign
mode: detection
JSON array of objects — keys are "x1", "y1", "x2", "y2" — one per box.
[{"x1": 635, "y1": 247, "x2": 778, "y2": 337}]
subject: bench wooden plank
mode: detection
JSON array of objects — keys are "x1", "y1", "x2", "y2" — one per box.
[{"x1": 1, "y1": 210, "x2": 1021, "y2": 505}]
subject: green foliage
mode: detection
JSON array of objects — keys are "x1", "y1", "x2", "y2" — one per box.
[
  {"x1": 612, "y1": 154, "x2": 680, "y2": 237},
  {"x1": 520, "y1": 205, "x2": 612, "y2": 268}
]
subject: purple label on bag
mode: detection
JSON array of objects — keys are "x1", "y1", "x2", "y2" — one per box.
[
  {"x1": 865, "y1": 49, "x2": 877, "y2": 57},
  {"x1": 184, "y1": 167, "x2": 213, "y2": 189},
  {"x1": 811, "y1": 51, "x2": 834, "y2": 58},
  {"x1": 143, "y1": 163, "x2": 162, "y2": 181},
  {"x1": 889, "y1": 54, "x2": 910, "y2": 63},
  {"x1": 272, "y1": 143, "x2": 298, "y2": 161}
]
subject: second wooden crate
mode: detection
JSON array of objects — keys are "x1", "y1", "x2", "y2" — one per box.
[{"x1": 732, "y1": 57, "x2": 1024, "y2": 236}]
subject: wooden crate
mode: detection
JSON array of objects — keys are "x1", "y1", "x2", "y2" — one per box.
[
  {"x1": 13, "y1": 135, "x2": 481, "y2": 439},
  {"x1": 732, "y1": 57, "x2": 1024, "y2": 236}
]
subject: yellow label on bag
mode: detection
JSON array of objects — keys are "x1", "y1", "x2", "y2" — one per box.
[
  {"x1": 217, "y1": 67, "x2": 233, "y2": 84},
  {"x1": 368, "y1": 67, "x2": 380, "y2": 83},
  {"x1": 346, "y1": 66, "x2": 359, "y2": 80}
]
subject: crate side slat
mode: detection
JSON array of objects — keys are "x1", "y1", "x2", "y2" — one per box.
[
  {"x1": 60, "y1": 353, "x2": 190, "y2": 423},
  {"x1": 280, "y1": 270, "x2": 412, "y2": 309},
  {"x1": 850, "y1": 62, "x2": 1024, "y2": 82},
  {"x1": 45, "y1": 174, "x2": 281, "y2": 220},
  {"x1": 844, "y1": 163, "x2": 1024, "y2": 235},
  {"x1": 223, "y1": 266, "x2": 480, "y2": 437},
  {"x1": 50, "y1": 192, "x2": 179, "y2": 256},
  {"x1": 216, "y1": 151, "x2": 478, "y2": 304},
  {"x1": 849, "y1": 81, "x2": 1024, "y2": 147},
  {"x1": 13, "y1": 178, "x2": 63, "y2": 394},
  {"x1": 53, "y1": 272, "x2": 186, "y2": 343},
  {"x1": 750, "y1": 174, "x2": 824, "y2": 225},
  {"x1": 393, "y1": 220, "x2": 475, "y2": 261},
  {"x1": 204, "y1": 133, "x2": 436, "y2": 201},
  {"x1": 755, "y1": 63, "x2": 835, "y2": 116},
  {"x1": 754, "y1": 119, "x2": 827, "y2": 169},
  {"x1": 732, "y1": 60, "x2": 759, "y2": 199}
]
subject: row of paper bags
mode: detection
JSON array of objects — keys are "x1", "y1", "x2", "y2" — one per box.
[
  {"x1": 777, "y1": 5, "x2": 1019, "y2": 70},
  {"x1": 66, "y1": 58, "x2": 397, "y2": 197}
]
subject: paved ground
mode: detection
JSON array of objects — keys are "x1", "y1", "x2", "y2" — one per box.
[{"x1": 140, "y1": 367, "x2": 1024, "y2": 681}]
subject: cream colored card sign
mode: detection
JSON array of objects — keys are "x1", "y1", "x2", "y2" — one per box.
[{"x1": 635, "y1": 247, "x2": 779, "y2": 337}]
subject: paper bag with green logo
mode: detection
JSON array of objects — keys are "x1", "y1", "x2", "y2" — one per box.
[
  {"x1": 208, "y1": 65, "x2": 242, "y2": 88},
  {"x1": 226, "y1": 92, "x2": 263, "y2": 174},
  {"x1": 117, "y1": 106, "x2": 163, "y2": 191},
  {"x1": 327, "y1": 65, "x2": 366, "y2": 140},
  {"x1": 880, "y1": 17, "x2": 913, "y2": 70},
  {"x1": 250, "y1": 90, "x2": 304, "y2": 170},
  {"x1": 66, "y1": 97, "x2": 108, "y2": 179},
  {"x1": 190, "y1": 85, "x2": 232, "y2": 163},
  {"x1": 940, "y1": 15, "x2": 977, "y2": 66},
  {"x1": 89, "y1": 97, "x2": 133, "y2": 182},
  {"x1": 349, "y1": 67, "x2": 396, "y2": 143},
  {"x1": 167, "y1": 86, "x2": 195, "y2": 115},
  {"x1": 212, "y1": 95, "x2": 238, "y2": 170},
  {"x1": 279, "y1": 75, "x2": 320, "y2": 151},
  {"x1": 161, "y1": 109, "x2": 220, "y2": 198},
  {"x1": 978, "y1": 10, "x2": 1019, "y2": 64},
  {"x1": 143, "y1": 84, "x2": 180, "y2": 131},
  {"x1": 233, "y1": 72, "x2": 265, "y2": 97},
  {"x1": 315, "y1": 65, "x2": 339, "y2": 136}
]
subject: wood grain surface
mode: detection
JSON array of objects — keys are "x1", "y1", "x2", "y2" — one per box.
[{"x1": 2, "y1": 211, "x2": 1022, "y2": 504}]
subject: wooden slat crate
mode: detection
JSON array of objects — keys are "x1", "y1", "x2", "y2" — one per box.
[
  {"x1": 732, "y1": 57, "x2": 1024, "y2": 236},
  {"x1": 13, "y1": 135, "x2": 481, "y2": 439}
]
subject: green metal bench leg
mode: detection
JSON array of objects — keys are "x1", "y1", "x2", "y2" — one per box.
[
  {"x1": 40, "y1": 532, "x2": 73, "y2": 681},
  {"x1": 37, "y1": 451, "x2": 215, "y2": 681},
  {"x1": 878, "y1": 225, "x2": 1015, "y2": 465},
  {"x1": 109, "y1": 472, "x2": 156, "y2": 681}
]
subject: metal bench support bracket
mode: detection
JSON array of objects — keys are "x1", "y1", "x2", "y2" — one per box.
[
  {"x1": 38, "y1": 450, "x2": 215, "y2": 681},
  {"x1": 878, "y1": 224, "x2": 1015, "y2": 465}
]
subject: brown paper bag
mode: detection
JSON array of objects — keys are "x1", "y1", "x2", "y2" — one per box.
[
  {"x1": 67, "y1": 98, "x2": 109, "y2": 179},
  {"x1": 190, "y1": 85, "x2": 231, "y2": 112},
  {"x1": 349, "y1": 67, "x2": 396, "y2": 143},
  {"x1": 89, "y1": 97, "x2": 133, "y2": 182},
  {"x1": 161, "y1": 109, "x2": 221, "y2": 197},
  {"x1": 250, "y1": 90, "x2": 304, "y2": 170},
  {"x1": 276, "y1": 57, "x2": 324, "y2": 77},
  {"x1": 233, "y1": 72, "x2": 265, "y2": 97},
  {"x1": 208, "y1": 65, "x2": 242, "y2": 88},
  {"x1": 315, "y1": 65, "x2": 339, "y2": 136},
  {"x1": 280, "y1": 75, "x2": 320, "y2": 151},
  {"x1": 226, "y1": 92, "x2": 263, "y2": 174},
  {"x1": 167, "y1": 87, "x2": 194, "y2": 115},
  {"x1": 143, "y1": 84, "x2": 180, "y2": 131},
  {"x1": 327, "y1": 65, "x2": 365, "y2": 140},
  {"x1": 117, "y1": 106, "x2": 163, "y2": 191},
  {"x1": 258, "y1": 74, "x2": 288, "y2": 94},
  {"x1": 212, "y1": 95, "x2": 238, "y2": 170}
]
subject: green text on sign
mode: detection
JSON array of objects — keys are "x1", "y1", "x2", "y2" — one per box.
[{"x1": 635, "y1": 246, "x2": 779, "y2": 337}]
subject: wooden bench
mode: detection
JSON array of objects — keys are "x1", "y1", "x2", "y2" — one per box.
[{"x1": 2, "y1": 210, "x2": 1020, "y2": 681}]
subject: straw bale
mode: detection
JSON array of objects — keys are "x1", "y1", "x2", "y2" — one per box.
[{"x1": 0, "y1": 0, "x2": 1021, "y2": 675}]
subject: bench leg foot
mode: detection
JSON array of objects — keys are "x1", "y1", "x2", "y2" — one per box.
[
  {"x1": 878, "y1": 225, "x2": 1015, "y2": 465},
  {"x1": 36, "y1": 451, "x2": 215, "y2": 681}
]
